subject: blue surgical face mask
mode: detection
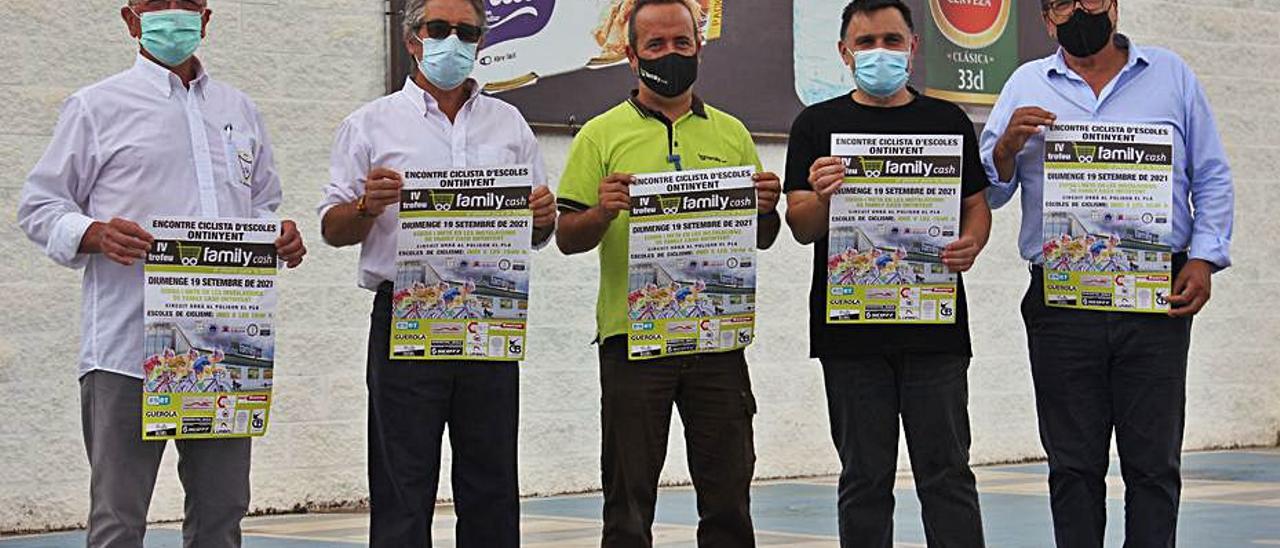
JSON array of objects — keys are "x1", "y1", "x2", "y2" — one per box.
[
  {"x1": 135, "y1": 9, "x2": 204, "y2": 67},
  {"x1": 419, "y1": 34, "x2": 478, "y2": 90},
  {"x1": 850, "y1": 47, "x2": 911, "y2": 98}
]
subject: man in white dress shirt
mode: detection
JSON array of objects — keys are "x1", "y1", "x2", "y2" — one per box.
[
  {"x1": 317, "y1": 0, "x2": 555, "y2": 546},
  {"x1": 16, "y1": 1, "x2": 305, "y2": 547}
]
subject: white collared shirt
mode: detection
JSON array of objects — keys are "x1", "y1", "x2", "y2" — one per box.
[
  {"x1": 319, "y1": 77, "x2": 549, "y2": 291},
  {"x1": 17, "y1": 54, "x2": 283, "y2": 379}
]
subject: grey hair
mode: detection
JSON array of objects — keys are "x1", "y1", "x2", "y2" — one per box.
[{"x1": 402, "y1": 0, "x2": 488, "y2": 39}]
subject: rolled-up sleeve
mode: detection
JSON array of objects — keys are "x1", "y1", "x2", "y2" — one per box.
[
  {"x1": 248, "y1": 103, "x2": 283, "y2": 220},
  {"x1": 17, "y1": 95, "x2": 101, "y2": 269},
  {"x1": 1182, "y1": 71, "x2": 1234, "y2": 269},
  {"x1": 317, "y1": 116, "x2": 370, "y2": 225},
  {"x1": 981, "y1": 90, "x2": 1020, "y2": 210}
]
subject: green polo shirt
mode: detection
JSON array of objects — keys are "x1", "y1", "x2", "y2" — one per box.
[{"x1": 557, "y1": 94, "x2": 763, "y2": 342}]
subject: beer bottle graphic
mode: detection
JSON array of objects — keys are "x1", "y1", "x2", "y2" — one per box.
[{"x1": 924, "y1": 0, "x2": 1018, "y2": 105}]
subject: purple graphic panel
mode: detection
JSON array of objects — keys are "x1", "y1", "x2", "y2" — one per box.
[{"x1": 482, "y1": 0, "x2": 556, "y2": 50}]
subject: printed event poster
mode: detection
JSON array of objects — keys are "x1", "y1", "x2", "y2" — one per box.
[
  {"x1": 827, "y1": 134, "x2": 964, "y2": 323},
  {"x1": 391, "y1": 165, "x2": 533, "y2": 360},
  {"x1": 924, "y1": 0, "x2": 1018, "y2": 105},
  {"x1": 142, "y1": 217, "x2": 278, "y2": 440},
  {"x1": 1042, "y1": 122, "x2": 1175, "y2": 312},
  {"x1": 476, "y1": 0, "x2": 723, "y2": 92},
  {"x1": 626, "y1": 166, "x2": 757, "y2": 360}
]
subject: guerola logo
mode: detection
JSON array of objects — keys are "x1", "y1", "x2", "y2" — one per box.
[{"x1": 483, "y1": 0, "x2": 555, "y2": 51}]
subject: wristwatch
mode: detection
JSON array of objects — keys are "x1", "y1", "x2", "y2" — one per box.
[{"x1": 355, "y1": 195, "x2": 372, "y2": 218}]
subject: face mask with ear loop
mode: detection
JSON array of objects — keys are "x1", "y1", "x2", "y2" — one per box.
[
  {"x1": 132, "y1": 8, "x2": 204, "y2": 67},
  {"x1": 418, "y1": 34, "x2": 478, "y2": 90},
  {"x1": 637, "y1": 52, "x2": 699, "y2": 98},
  {"x1": 848, "y1": 47, "x2": 911, "y2": 98},
  {"x1": 1054, "y1": 6, "x2": 1114, "y2": 57}
]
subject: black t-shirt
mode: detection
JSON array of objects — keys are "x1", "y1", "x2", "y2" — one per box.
[{"x1": 783, "y1": 91, "x2": 989, "y2": 359}]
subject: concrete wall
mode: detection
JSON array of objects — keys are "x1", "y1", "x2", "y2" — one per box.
[{"x1": 2, "y1": 0, "x2": 1277, "y2": 532}]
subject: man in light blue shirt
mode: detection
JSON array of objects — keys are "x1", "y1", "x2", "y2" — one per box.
[{"x1": 980, "y1": 1, "x2": 1234, "y2": 546}]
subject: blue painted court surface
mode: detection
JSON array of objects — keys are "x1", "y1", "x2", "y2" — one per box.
[{"x1": 3, "y1": 449, "x2": 1278, "y2": 547}]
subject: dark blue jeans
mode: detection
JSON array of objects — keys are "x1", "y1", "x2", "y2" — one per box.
[
  {"x1": 366, "y1": 282, "x2": 519, "y2": 548},
  {"x1": 1023, "y1": 265, "x2": 1192, "y2": 548},
  {"x1": 821, "y1": 353, "x2": 984, "y2": 548}
]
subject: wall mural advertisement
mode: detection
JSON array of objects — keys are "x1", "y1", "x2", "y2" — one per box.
[
  {"x1": 393, "y1": 1, "x2": 1059, "y2": 134},
  {"x1": 923, "y1": 0, "x2": 1018, "y2": 105},
  {"x1": 474, "y1": 0, "x2": 724, "y2": 91},
  {"x1": 794, "y1": 0, "x2": 1023, "y2": 107}
]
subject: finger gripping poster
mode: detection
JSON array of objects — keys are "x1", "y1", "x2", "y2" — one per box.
[
  {"x1": 1042, "y1": 122, "x2": 1175, "y2": 312},
  {"x1": 392, "y1": 165, "x2": 534, "y2": 360},
  {"x1": 626, "y1": 166, "x2": 757, "y2": 360},
  {"x1": 143, "y1": 217, "x2": 278, "y2": 440},
  {"x1": 828, "y1": 134, "x2": 963, "y2": 324}
]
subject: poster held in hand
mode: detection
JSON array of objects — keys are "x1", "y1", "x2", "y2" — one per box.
[
  {"x1": 1041, "y1": 121, "x2": 1175, "y2": 312},
  {"x1": 827, "y1": 134, "x2": 964, "y2": 324},
  {"x1": 626, "y1": 166, "x2": 758, "y2": 360},
  {"x1": 142, "y1": 217, "x2": 279, "y2": 440},
  {"x1": 391, "y1": 165, "x2": 534, "y2": 360}
]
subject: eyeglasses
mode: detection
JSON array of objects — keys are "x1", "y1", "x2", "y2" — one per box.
[
  {"x1": 421, "y1": 20, "x2": 483, "y2": 44},
  {"x1": 1044, "y1": 0, "x2": 1111, "y2": 23},
  {"x1": 136, "y1": 0, "x2": 207, "y2": 11}
]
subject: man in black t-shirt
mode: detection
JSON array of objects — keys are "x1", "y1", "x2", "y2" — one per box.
[{"x1": 783, "y1": 1, "x2": 992, "y2": 546}]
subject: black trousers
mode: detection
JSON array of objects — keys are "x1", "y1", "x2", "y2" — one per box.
[
  {"x1": 820, "y1": 353, "x2": 984, "y2": 548},
  {"x1": 598, "y1": 336, "x2": 758, "y2": 548},
  {"x1": 1023, "y1": 266, "x2": 1192, "y2": 548},
  {"x1": 367, "y1": 283, "x2": 519, "y2": 548}
]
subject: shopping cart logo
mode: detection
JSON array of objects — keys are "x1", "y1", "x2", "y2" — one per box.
[
  {"x1": 858, "y1": 157, "x2": 885, "y2": 177},
  {"x1": 658, "y1": 195, "x2": 682, "y2": 215},
  {"x1": 429, "y1": 190, "x2": 457, "y2": 211},
  {"x1": 1072, "y1": 144, "x2": 1098, "y2": 163},
  {"x1": 176, "y1": 242, "x2": 204, "y2": 266}
]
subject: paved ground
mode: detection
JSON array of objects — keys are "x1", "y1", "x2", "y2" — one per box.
[{"x1": 4, "y1": 449, "x2": 1279, "y2": 547}]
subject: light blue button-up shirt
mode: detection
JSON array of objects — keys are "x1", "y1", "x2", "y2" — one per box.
[{"x1": 980, "y1": 37, "x2": 1234, "y2": 268}]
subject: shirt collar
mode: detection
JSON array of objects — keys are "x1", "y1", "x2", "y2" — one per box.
[
  {"x1": 1045, "y1": 34, "x2": 1149, "y2": 78},
  {"x1": 132, "y1": 53, "x2": 209, "y2": 98},
  {"x1": 627, "y1": 89, "x2": 708, "y2": 122},
  {"x1": 401, "y1": 76, "x2": 483, "y2": 117}
]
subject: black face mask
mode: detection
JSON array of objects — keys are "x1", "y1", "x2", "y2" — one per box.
[
  {"x1": 636, "y1": 52, "x2": 698, "y2": 98},
  {"x1": 1055, "y1": 7, "x2": 1114, "y2": 58}
]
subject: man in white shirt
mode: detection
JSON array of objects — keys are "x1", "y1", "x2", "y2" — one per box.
[
  {"x1": 317, "y1": 0, "x2": 555, "y2": 545},
  {"x1": 16, "y1": 1, "x2": 305, "y2": 547}
]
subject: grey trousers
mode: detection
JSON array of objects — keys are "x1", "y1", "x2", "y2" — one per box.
[{"x1": 80, "y1": 371, "x2": 251, "y2": 548}]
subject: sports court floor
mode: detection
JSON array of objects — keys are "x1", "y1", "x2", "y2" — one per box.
[{"x1": 4, "y1": 449, "x2": 1278, "y2": 547}]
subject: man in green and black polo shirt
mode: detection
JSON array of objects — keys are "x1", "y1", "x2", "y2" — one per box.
[
  {"x1": 783, "y1": 1, "x2": 991, "y2": 546},
  {"x1": 555, "y1": 0, "x2": 782, "y2": 545}
]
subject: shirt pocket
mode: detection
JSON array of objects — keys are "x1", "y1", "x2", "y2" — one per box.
[
  {"x1": 220, "y1": 127, "x2": 258, "y2": 189},
  {"x1": 218, "y1": 127, "x2": 257, "y2": 213}
]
